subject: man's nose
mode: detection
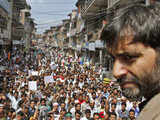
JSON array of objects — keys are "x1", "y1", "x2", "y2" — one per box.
[{"x1": 113, "y1": 60, "x2": 128, "y2": 79}]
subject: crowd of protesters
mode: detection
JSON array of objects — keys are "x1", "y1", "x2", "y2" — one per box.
[{"x1": 0, "y1": 46, "x2": 140, "y2": 120}]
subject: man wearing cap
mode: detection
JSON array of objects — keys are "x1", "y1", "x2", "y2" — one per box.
[{"x1": 65, "y1": 112, "x2": 72, "y2": 120}]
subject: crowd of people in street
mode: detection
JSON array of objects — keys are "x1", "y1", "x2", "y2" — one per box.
[
  {"x1": 2, "y1": 0, "x2": 160, "y2": 119},
  {"x1": 0, "y1": 46, "x2": 140, "y2": 120}
]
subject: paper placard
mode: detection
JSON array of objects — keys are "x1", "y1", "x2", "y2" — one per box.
[
  {"x1": 28, "y1": 70, "x2": 39, "y2": 76},
  {"x1": 29, "y1": 81, "x2": 37, "y2": 91},
  {"x1": 32, "y1": 71, "x2": 39, "y2": 76},
  {"x1": 44, "y1": 76, "x2": 54, "y2": 84},
  {"x1": 51, "y1": 65, "x2": 57, "y2": 70}
]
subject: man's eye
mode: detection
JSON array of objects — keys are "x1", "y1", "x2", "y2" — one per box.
[
  {"x1": 125, "y1": 55, "x2": 134, "y2": 60},
  {"x1": 123, "y1": 55, "x2": 137, "y2": 61}
]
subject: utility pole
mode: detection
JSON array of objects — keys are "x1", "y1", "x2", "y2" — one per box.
[
  {"x1": 99, "y1": 49, "x2": 102, "y2": 65},
  {"x1": 8, "y1": 0, "x2": 13, "y2": 65},
  {"x1": 8, "y1": 0, "x2": 13, "y2": 49}
]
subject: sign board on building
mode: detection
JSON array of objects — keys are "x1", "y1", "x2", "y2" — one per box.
[{"x1": 13, "y1": 40, "x2": 21, "y2": 45}]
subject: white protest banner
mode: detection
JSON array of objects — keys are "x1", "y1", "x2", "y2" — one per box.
[
  {"x1": 44, "y1": 76, "x2": 54, "y2": 84},
  {"x1": 28, "y1": 81, "x2": 37, "y2": 91},
  {"x1": 28, "y1": 70, "x2": 32, "y2": 76},
  {"x1": 28, "y1": 70, "x2": 39, "y2": 76},
  {"x1": 50, "y1": 65, "x2": 57, "y2": 70},
  {"x1": 31, "y1": 71, "x2": 39, "y2": 76}
]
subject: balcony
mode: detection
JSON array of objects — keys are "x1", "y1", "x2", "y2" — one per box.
[
  {"x1": 67, "y1": 29, "x2": 76, "y2": 37},
  {"x1": 81, "y1": 0, "x2": 107, "y2": 17},
  {"x1": 81, "y1": 0, "x2": 120, "y2": 18},
  {"x1": 0, "y1": 15, "x2": 8, "y2": 29},
  {"x1": 12, "y1": 25, "x2": 24, "y2": 38},
  {"x1": 108, "y1": 0, "x2": 120, "y2": 8},
  {"x1": 13, "y1": 0, "x2": 27, "y2": 9}
]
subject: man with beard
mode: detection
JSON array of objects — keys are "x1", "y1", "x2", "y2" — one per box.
[
  {"x1": 100, "y1": 1, "x2": 160, "y2": 120},
  {"x1": 128, "y1": 109, "x2": 136, "y2": 120}
]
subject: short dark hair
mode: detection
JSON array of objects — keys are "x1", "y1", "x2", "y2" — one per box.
[
  {"x1": 129, "y1": 109, "x2": 135, "y2": 114},
  {"x1": 8, "y1": 108, "x2": 15, "y2": 113},
  {"x1": 93, "y1": 113, "x2": 99, "y2": 117},
  {"x1": 109, "y1": 112, "x2": 117, "y2": 117},
  {"x1": 85, "y1": 109, "x2": 91, "y2": 114},
  {"x1": 75, "y1": 103, "x2": 81, "y2": 107},
  {"x1": 101, "y1": 2, "x2": 160, "y2": 50},
  {"x1": 75, "y1": 110, "x2": 82, "y2": 116},
  {"x1": 40, "y1": 98, "x2": 46, "y2": 102},
  {"x1": 111, "y1": 103, "x2": 116, "y2": 107},
  {"x1": 60, "y1": 108, "x2": 66, "y2": 112},
  {"x1": 121, "y1": 102, "x2": 126, "y2": 107},
  {"x1": 17, "y1": 111, "x2": 24, "y2": 116}
]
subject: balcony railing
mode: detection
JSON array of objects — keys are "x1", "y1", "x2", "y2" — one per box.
[
  {"x1": 81, "y1": 0, "x2": 120, "y2": 15},
  {"x1": 12, "y1": 27, "x2": 24, "y2": 37},
  {"x1": 81, "y1": 0, "x2": 94, "y2": 15},
  {"x1": 108, "y1": 0, "x2": 120, "y2": 8}
]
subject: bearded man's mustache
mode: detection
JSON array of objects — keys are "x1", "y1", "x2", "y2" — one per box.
[
  {"x1": 117, "y1": 76, "x2": 141, "y2": 88},
  {"x1": 117, "y1": 76, "x2": 142, "y2": 101},
  {"x1": 122, "y1": 87, "x2": 142, "y2": 101}
]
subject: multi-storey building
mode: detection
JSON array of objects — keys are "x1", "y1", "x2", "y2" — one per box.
[
  {"x1": 75, "y1": 0, "x2": 120, "y2": 69},
  {"x1": 0, "y1": 0, "x2": 11, "y2": 52},
  {"x1": 11, "y1": 0, "x2": 26, "y2": 46}
]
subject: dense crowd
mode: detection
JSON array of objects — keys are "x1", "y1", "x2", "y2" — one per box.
[{"x1": 0, "y1": 46, "x2": 140, "y2": 120}]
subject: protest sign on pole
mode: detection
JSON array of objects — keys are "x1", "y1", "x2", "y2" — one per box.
[{"x1": 44, "y1": 76, "x2": 54, "y2": 84}]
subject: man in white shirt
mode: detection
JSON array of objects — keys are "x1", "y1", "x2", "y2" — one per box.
[
  {"x1": 70, "y1": 103, "x2": 81, "y2": 119},
  {"x1": 9, "y1": 91, "x2": 21, "y2": 110},
  {"x1": 81, "y1": 109, "x2": 91, "y2": 120}
]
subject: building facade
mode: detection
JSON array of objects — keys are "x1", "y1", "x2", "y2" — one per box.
[{"x1": 0, "y1": 0, "x2": 11, "y2": 52}]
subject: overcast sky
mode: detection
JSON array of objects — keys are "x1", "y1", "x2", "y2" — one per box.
[{"x1": 26, "y1": 0, "x2": 77, "y2": 33}]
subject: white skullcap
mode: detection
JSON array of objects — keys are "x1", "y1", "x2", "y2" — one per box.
[
  {"x1": 53, "y1": 102, "x2": 59, "y2": 106},
  {"x1": 75, "y1": 100, "x2": 79, "y2": 104}
]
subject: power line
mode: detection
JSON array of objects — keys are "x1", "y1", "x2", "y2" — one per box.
[
  {"x1": 30, "y1": 2, "x2": 75, "y2": 4},
  {"x1": 31, "y1": 10, "x2": 74, "y2": 13},
  {"x1": 32, "y1": 13, "x2": 69, "y2": 16}
]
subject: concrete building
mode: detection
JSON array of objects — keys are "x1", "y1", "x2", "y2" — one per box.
[
  {"x1": 11, "y1": 0, "x2": 35, "y2": 50},
  {"x1": 20, "y1": 5, "x2": 35, "y2": 49},
  {"x1": 75, "y1": 0, "x2": 120, "y2": 69},
  {"x1": 43, "y1": 25, "x2": 64, "y2": 49},
  {"x1": 0, "y1": 0, "x2": 11, "y2": 52},
  {"x1": 11, "y1": 0, "x2": 26, "y2": 46},
  {"x1": 61, "y1": 19, "x2": 70, "y2": 50},
  {"x1": 67, "y1": 10, "x2": 78, "y2": 57},
  {"x1": 75, "y1": 0, "x2": 158, "y2": 73}
]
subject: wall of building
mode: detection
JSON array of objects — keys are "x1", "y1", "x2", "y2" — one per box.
[{"x1": 0, "y1": 1, "x2": 10, "y2": 46}]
